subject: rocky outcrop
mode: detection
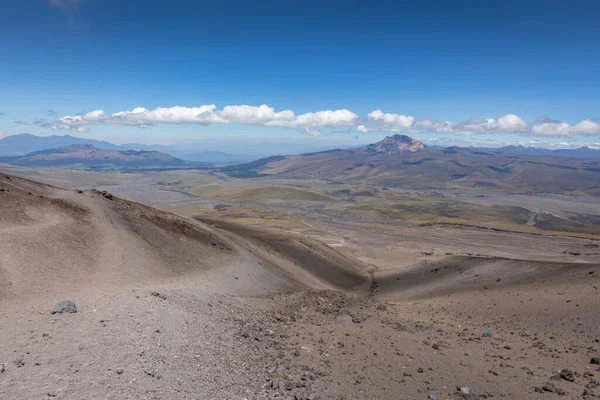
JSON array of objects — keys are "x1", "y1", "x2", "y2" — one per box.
[{"x1": 364, "y1": 134, "x2": 425, "y2": 155}]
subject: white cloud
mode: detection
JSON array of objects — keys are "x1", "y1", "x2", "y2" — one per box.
[
  {"x1": 526, "y1": 118, "x2": 600, "y2": 137},
  {"x1": 571, "y1": 119, "x2": 600, "y2": 135},
  {"x1": 415, "y1": 119, "x2": 457, "y2": 133},
  {"x1": 219, "y1": 105, "x2": 357, "y2": 133},
  {"x1": 531, "y1": 121, "x2": 571, "y2": 137},
  {"x1": 112, "y1": 105, "x2": 226, "y2": 126},
  {"x1": 220, "y1": 104, "x2": 294, "y2": 126},
  {"x1": 433, "y1": 114, "x2": 529, "y2": 135},
  {"x1": 368, "y1": 109, "x2": 415, "y2": 129},
  {"x1": 368, "y1": 110, "x2": 599, "y2": 138},
  {"x1": 497, "y1": 114, "x2": 529, "y2": 132},
  {"x1": 16, "y1": 104, "x2": 600, "y2": 139},
  {"x1": 21, "y1": 104, "x2": 358, "y2": 135},
  {"x1": 425, "y1": 136, "x2": 600, "y2": 150},
  {"x1": 292, "y1": 109, "x2": 358, "y2": 129}
]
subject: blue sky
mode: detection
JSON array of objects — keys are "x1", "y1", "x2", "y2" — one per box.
[{"x1": 1, "y1": 0, "x2": 599, "y2": 149}]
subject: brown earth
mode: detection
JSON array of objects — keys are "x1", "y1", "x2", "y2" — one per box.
[{"x1": 1, "y1": 173, "x2": 600, "y2": 399}]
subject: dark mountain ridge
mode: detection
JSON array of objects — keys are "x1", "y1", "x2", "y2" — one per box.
[
  {"x1": 0, "y1": 134, "x2": 246, "y2": 164},
  {"x1": 0, "y1": 144, "x2": 192, "y2": 170},
  {"x1": 220, "y1": 135, "x2": 600, "y2": 196}
]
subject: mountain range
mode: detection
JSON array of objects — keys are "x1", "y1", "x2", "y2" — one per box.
[
  {"x1": 0, "y1": 134, "x2": 249, "y2": 164},
  {"x1": 1, "y1": 133, "x2": 599, "y2": 162},
  {"x1": 222, "y1": 134, "x2": 600, "y2": 196},
  {"x1": 2, "y1": 134, "x2": 600, "y2": 196},
  {"x1": 0, "y1": 144, "x2": 193, "y2": 171}
]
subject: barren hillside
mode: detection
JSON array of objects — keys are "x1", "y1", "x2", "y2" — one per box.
[{"x1": 1, "y1": 173, "x2": 599, "y2": 400}]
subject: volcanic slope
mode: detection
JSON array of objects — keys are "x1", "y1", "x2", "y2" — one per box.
[{"x1": 0, "y1": 173, "x2": 369, "y2": 399}]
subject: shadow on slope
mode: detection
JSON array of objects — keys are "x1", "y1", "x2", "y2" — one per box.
[
  {"x1": 195, "y1": 217, "x2": 372, "y2": 293},
  {"x1": 374, "y1": 255, "x2": 600, "y2": 300}
]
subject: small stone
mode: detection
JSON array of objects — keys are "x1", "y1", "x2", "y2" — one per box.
[
  {"x1": 459, "y1": 386, "x2": 470, "y2": 394},
  {"x1": 432, "y1": 343, "x2": 440, "y2": 351},
  {"x1": 591, "y1": 358, "x2": 600, "y2": 365},
  {"x1": 541, "y1": 382, "x2": 565, "y2": 395},
  {"x1": 482, "y1": 328, "x2": 496, "y2": 338},
  {"x1": 560, "y1": 368, "x2": 574, "y2": 382},
  {"x1": 116, "y1": 368, "x2": 124, "y2": 375},
  {"x1": 542, "y1": 383, "x2": 556, "y2": 393},
  {"x1": 47, "y1": 392, "x2": 57, "y2": 397},
  {"x1": 50, "y1": 300, "x2": 77, "y2": 314},
  {"x1": 150, "y1": 291, "x2": 166, "y2": 300},
  {"x1": 418, "y1": 367, "x2": 424, "y2": 373},
  {"x1": 428, "y1": 394, "x2": 438, "y2": 399}
]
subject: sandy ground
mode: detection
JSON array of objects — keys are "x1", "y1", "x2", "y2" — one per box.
[{"x1": 1, "y1": 173, "x2": 600, "y2": 399}]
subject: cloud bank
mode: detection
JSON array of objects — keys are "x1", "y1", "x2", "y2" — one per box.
[
  {"x1": 16, "y1": 104, "x2": 359, "y2": 136},
  {"x1": 14, "y1": 104, "x2": 600, "y2": 138},
  {"x1": 364, "y1": 110, "x2": 600, "y2": 138}
]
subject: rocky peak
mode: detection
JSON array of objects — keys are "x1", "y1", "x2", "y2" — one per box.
[{"x1": 365, "y1": 134, "x2": 425, "y2": 155}]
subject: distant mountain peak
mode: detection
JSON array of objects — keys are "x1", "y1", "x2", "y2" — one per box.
[{"x1": 365, "y1": 134, "x2": 425, "y2": 155}]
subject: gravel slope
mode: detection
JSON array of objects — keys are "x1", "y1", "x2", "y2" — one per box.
[{"x1": 1, "y1": 173, "x2": 599, "y2": 400}]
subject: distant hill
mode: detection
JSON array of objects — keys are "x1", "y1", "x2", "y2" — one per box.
[
  {"x1": 493, "y1": 145, "x2": 600, "y2": 159},
  {"x1": 0, "y1": 134, "x2": 121, "y2": 156},
  {"x1": 0, "y1": 134, "x2": 246, "y2": 164},
  {"x1": 220, "y1": 135, "x2": 600, "y2": 196},
  {"x1": 0, "y1": 144, "x2": 191, "y2": 170}
]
